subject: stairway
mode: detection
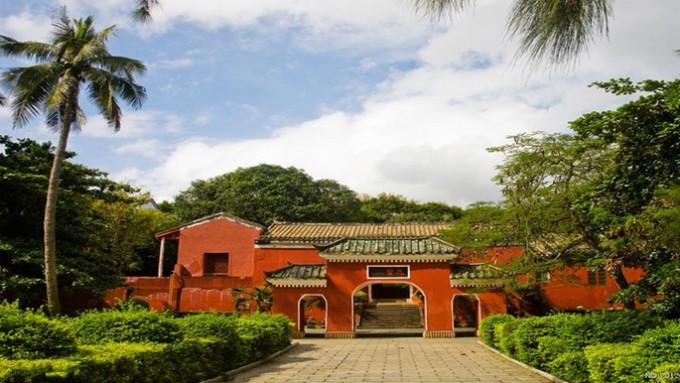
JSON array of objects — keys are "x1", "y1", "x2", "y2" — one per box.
[{"x1": 359, "y1": 303, "x2": 423, "y2": 329}]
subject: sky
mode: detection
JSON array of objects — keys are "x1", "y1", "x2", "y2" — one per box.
[{"x1": 1, "y1": 0, "x2": 679, "y2": 207}]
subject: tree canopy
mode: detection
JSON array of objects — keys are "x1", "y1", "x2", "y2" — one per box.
[
  {"x1": 451, "y1": 78, "x2": 680, "y2": 316},
  {"x1": 0, "y1": 135, "x2": 179, "y2": 307},
  {"x1": 0, "y1": 7, "x2": 147, "y2": 315},
  {"x1": 169, "y1": 164, "x2": 461, "y2": 225}
]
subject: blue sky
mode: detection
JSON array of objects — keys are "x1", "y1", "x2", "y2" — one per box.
[{"x1": 1, "y1": 0, "x2": 679, "y2": 206}]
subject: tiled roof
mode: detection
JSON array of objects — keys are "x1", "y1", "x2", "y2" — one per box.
[
  {"x1": 156, "y1": 212, "x2": 265, "y2": 239},
  {"x1": 319, "y1": 237, "x2": 459, "y2": 262},
  {"x1": 265, "y1": 264, "x2": 327, "y2": 288},
  {"x1": 258, "y1": 222, "x2": 452, "y2": 244},
  {"x1": 450, "y1": 264, "x2": 505, "y2": 287},
  {"x1": 322, "y1": 237, "x2": 459, "y2": 256}
]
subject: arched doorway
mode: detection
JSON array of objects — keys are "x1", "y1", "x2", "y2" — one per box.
[
  {"x1": 452, "y1": 294, "x2": 480, "y2": 337},
  {"x1": 298, "y1": 294, "x2": 327, "y2": 336},
  {"x1": 351, "y1": 282, "x2": 426, "y2": 333}
]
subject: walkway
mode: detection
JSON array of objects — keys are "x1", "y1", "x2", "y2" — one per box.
[{"x1": 230, "y1": 337, "x2": 551, "y2": 383}]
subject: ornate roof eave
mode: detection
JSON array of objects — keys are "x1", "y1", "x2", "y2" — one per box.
[
  {"x1": 265, "y1": 279, "x2": 327, "y2": 288},
  {"x1": 450, "y1": 279, "x2": 506, "y2": 288},
  {"x1": 155, "y1": 212, "x2": 265, "y2": 239},
  {"x1": 255, "y1": 243, "x2": 317, "y2": 249},
  {"x1": 321, "y1": 254, "x2": 458, "y2": 263}
]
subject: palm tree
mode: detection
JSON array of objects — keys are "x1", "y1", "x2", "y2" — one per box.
[
  {"x1": 0, "y1": 93, "x2": 6, "y2": 106},
  {"x1": 411, "y1": 0, "x2": 612, "y2": 68},
  {"x1": 0, "y1": 7, "x2": 147, "y2": 316},
  {"x1": 132, "y1": 0, "x2": 159, "y2": 22}
]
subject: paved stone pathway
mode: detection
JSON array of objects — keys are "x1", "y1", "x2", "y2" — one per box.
[{"x1": 230, "y1": 337, "x2": 551, "y2": 383}]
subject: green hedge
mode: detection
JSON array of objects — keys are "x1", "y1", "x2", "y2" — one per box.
[
  {"x1": 0, "y1": 302, "x2": 76, "y2": 359},
  {"x1": 236, "y1": 313, "x2": 291, "y2": 364},
  {"x1": 176, "y1": 312, "x2": 241, "y2": 371},
  {"x1": 0, "y1": 310, "x2": 294, "y2": 383},
  {"x1": 70, "y1": 309, "x2": 182, "y2": 344},
  {"x1": 481, "y1": 312, "x2": 676, "y2": 383},
  {"x1": 479, "y1": 314, "x2": 515, "y2": 348}
]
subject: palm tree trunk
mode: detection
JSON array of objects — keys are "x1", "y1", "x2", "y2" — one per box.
[{"x1": 43, "y1": 100, "x2": 75, "y2": 316}]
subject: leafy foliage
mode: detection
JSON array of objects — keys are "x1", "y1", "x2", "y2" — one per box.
[
  {"x1": 359, "y1": 193, "x2": 461, "y2": 223},
  {"x1": 0, "y1": 136, "x2": 177, "y2": 305},
  {"x1": 0, "y1": 307, "x2": 293, "y2": 382},
  {"x1": 478, "y1": 78, "x2": 680, "y2": 314},
  {"x1": 235, "y1": 313, "x2": 291, "y2": 364},
  {"x1": 483, "y1": 312, "x2": 673, "y2": 382},
  {"x1": 172, "y1": 164, "x2": 362, "y2": 225},
  {"x1": 479, "y1": 314, "x2": 516, "y2": 348},
  {"x1": 0, "y1": 301, "x2": 76, "y2": 359},
  {"x1": 70, "y1": 309, "x2": 182, "y2": 344},
  {"x1": 1, "y1": 8, "x2": 147, "y2": 315},
  {"x1": 170, "y1": 164, "x2": 462, "y2": 225}
]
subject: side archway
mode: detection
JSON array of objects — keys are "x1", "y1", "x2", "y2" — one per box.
[
  {"x1": 298, "y1": 294, "x2": 328, "y2": 336},
  {"x1": 451, "y1": 293, "x2": 481, "y2": 336}
]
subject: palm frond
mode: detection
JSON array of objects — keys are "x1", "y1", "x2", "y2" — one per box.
[
  {"x1": 50, "y1": 6, "x2": 74, "y2": 43},
  {"x1": 2, "y1": 64, "x2": 61, "y2": 128},
  {"x1": 0, "y1": 93, "x2": 6, "y2": 106},
  {"x1": 93, "y1": 55, "x2": 147, "y2": 78},
  {"x1": 87, "y1": 67, "x2": 147, "y2": 111},
  {"x1": 507, "y1": 0, "x2": 612, "y2": 68},
  {"x1": 409, "y1": 0, "x2": 475, "y2": 20},
  {"x1": 0, "y1": 36, "x2": 55, "y2": 62},
  {"x1": 132, "y1": 0, "x2": 159, "y2": 23}
]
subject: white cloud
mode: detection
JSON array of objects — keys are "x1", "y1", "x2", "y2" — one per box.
[
  {"x1": 3, "y1": 0, "x2": 679, "y2": 208},
  {"x1": 119, "y1": 0, "x2": 680, "y2": 206},
  {"x1": 0, "y1": 10, "x2": 52, "y2": 41},
  {"x1": 156, "y1": 58, "x2": 194, "y2": 69},
  {"x1": 79, "y1": 110, "x2": 184, "y2": 139},
  {"x1": 113, "y1": 138, "x2": 163, "y2": 159}
]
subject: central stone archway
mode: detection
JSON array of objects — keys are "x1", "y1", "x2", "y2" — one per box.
[{"x1": 351, "y1": 281, "x2": 427, "y2": 333}]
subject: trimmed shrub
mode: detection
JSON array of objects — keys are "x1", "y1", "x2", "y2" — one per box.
[
  {"x1": 627, "y1": 321, "x2": 680, "y2": 378},
  {"x1": 0, "y1": 302, "x2": 76, "y2": 359},
  {"x1": 0, "y1": 359, "x2": 79, "y2": 383},
  {"x1": 176, "y1": 312, "x2": 241, "y2": 371},
  {"x1": 556, "y1": 310, "x2": 664, "y2": 350},
  {"x1": 236, "y1": 313, "x2": 291, "y2": 364},
  {"x1": 513, "y1": 315, "x2": 569, "y2": 367},
  {"x1": 547, "y1": 351, "x2": 589, "y2": 383},
  {"x1": 70, "y1": 309, "x2": 182, "y2": 344},
  {"x1": 653, "y1": 363, "x2": 680, "y2": 383},
  {"x1": 584, "y1": 343, "x2": 640, "y2": 383},
  {"x1": 479, "y1": 314, "x2": 516, "y2": 348},
  {"x1": 113, "y1": 298, "x2": 150, "y2": 311},
  {"x1": 536, "y1": 335, "x2": 569, "y2": 369},
  {"x1": 177, "y1": 312, "x2": 238, "y2": 341},
  {"x1": 496, "y1": 320, "x2": 522, "y2": 357}
]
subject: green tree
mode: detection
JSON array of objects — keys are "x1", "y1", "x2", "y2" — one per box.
[
  {"x1": 359, "y1": 193, "x2": 461, "y2": 223},
  {"x1": 172, "y1": 164, "x2": 362, "y2": 225},
  {"x1": 92, "y1": 198, "x2": 180, "y2": 276},
  {"x1": 0, "y1": 136, "x2": 167, "y2": 306},
  {"x1": 132, "y1": 0, "x2": 159, "y2": 21},
  {"x1": 488, "y1": 78, "x2": 680, "y2": 312},
  {"x1": 0, "y1": 8, "x2": 147, "y2": 315},
  {"x1": 439, "y1": 202, "x2": 517, "y2": 250},
  {"x1": 412, "y1": 0, "x2": 612, "y2": 68}
]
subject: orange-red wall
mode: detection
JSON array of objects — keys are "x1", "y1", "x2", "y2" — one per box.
[
  {"x1": 177, "y1": 219, "x2": 262, "y2": 277},
  {"x1": 542, "y1": 266, "x2": 644, "y2": 310}
]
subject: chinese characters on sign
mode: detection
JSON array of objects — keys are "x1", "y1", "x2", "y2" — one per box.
[{"x1": 367, "y1": 266, "x2": 409, "y2": 279}]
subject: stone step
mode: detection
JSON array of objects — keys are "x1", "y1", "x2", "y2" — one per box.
[{"x1": 359, "y1": 304, "x2": 423, "y2": 329}]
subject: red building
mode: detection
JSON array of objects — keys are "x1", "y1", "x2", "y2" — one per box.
[{"x1": 106, "y1": 213, "x2": 643, "y2": 338}]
